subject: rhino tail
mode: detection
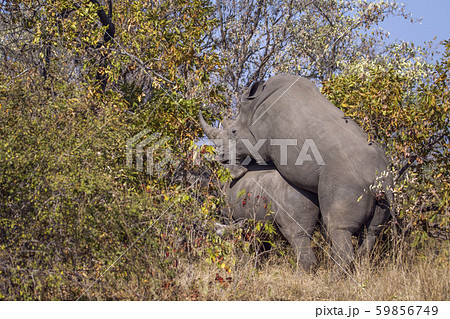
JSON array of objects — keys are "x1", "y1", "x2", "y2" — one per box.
[{"x1": 385, "y1": 188, "x2": 395, "y2": 219}]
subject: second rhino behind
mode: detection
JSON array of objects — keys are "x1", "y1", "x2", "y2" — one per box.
[{"x1": 224, "y1": 164, "x2": 320, "y2": 271}]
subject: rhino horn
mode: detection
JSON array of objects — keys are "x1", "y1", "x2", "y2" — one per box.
[{"x1": 199, "y1": 111, "x2": 222, "y2": 139}]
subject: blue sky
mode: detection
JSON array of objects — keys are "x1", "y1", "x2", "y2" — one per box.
[{"x1": 377, "y1": 0, "x2": 450, "y2": 45}]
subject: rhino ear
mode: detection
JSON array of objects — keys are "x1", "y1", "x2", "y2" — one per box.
[
  {"x1": 224, "y1": 164, "x2": 248, "y2": 179},
  {"x1": 222, "y1": 116, "x2": 232, "y2": 129},
  {"x1": 241, "y1": 81, "x2": 265, "y2": 101}
]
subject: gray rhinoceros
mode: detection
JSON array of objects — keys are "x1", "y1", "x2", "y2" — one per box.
[
  {"x1": 224, "y1": 163, "x2": 319, "y2": 271},
  {"x1": 200, "y1": 74, "x2": 393, "y2": 267}
]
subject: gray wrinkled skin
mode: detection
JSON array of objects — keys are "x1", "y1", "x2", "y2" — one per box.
[
  {"x1": 225, "y1": 164, "x2": 319, "y2": 271},
  {"x1": 200, "y1": 74, "x2": 393, "y2": 268}
]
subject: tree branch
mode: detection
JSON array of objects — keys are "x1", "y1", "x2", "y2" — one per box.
[
  {"x1": 395, "y1": 131, "x2": 447, "y2": 182},
  {"x1": 88, "y1": 0, "x2": 115, "y2": 93}
]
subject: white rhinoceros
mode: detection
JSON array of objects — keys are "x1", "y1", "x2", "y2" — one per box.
[
  {"x1": 200, "y1": 74, "x2": 393, "y2": 268},
  {"x1": 224, "y1": 163, "x2": 320, "y2": 271}
]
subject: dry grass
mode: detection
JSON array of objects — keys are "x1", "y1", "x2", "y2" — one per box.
[
  {"x1": 19, "y1": 231, "x2": 448, "y2": 301},
  {"x1": 153, "y1": 239, "x2": 450, "y2": 301}
]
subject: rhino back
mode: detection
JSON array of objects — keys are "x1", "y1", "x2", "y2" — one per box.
[{"x1": 246, "y1": 75, "x2": 389, "y2": 191}]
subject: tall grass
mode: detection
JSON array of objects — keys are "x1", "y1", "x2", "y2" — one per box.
[{"x1": 72, "y1": 237, "x2": 449, "y2": 301}]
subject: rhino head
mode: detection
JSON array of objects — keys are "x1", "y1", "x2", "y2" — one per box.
[
  {"x1": 199, "y1": 81, "x2": 269, "y2": 175},
  {"x1": 199, "y1": 112, "x2": 253, "y2": 179}
]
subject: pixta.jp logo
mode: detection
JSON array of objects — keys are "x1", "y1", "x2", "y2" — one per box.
[{"x1": 126, "y1": 129, "x2": 176, "y2": 176}]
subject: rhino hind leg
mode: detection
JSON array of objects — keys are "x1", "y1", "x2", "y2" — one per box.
[
  {"x1": 318, "y1": 179, "x2": 378, "y2": 271},
  {"x1": 357, "y1": 198, "x2": 390, "y2": 257},
  {"x1": 276, "y1": 212, "x2": 318, "y2": 272},
  {"x1": 295, "y1": 236, "x2": 317, "y2": 272},
  {"x1": 283, "y1": 228, "x2": 317, "y2": 272},
  {"x1": 328, "y1": 227, "x2": 355, "y2": 271}
]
